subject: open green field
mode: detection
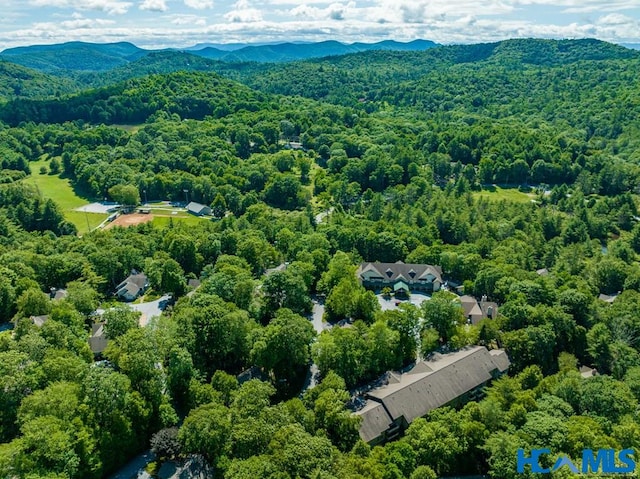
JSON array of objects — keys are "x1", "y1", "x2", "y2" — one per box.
[
  {"x1": 112, "y1": 124, "x2": 142, "y2": 134},
  {"x1": 65, "y1": 211, "x2": 109, "y2": 232},
  {"x1": 473, "y1": 186, "x2": 537, "y2": 203},
  {"x1": 24, "y1": 158, "x2": 108, "y2": 234},
  {"x1": 152, "y1": 215, "x2": 205, "y2": 228}
]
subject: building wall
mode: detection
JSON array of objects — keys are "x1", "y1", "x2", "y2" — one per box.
[{"x1": 362, "y1": 279, "x2": 439, "y2": 293}]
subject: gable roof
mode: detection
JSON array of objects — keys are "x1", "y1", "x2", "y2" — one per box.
[
  {"x1": 52, "y1": 289, "x2": 68, "y2": 301},
  {"x1": 358, "y1": 262, "x2": 443, "y2": 283},
  {"x1": 459, "y1": 295, "x2": 483, "y2": 318},
  {"x1": 458, "y1": 295, "x2": 498, "y2": 324},
  {"x1": 358, "y1": 402, "x2": 394, "y2": 445},
  {"x1": 598, "y1": 293, "x2": 618, "y2": 304},
  {"x1": 29, "y1": 315, "x2": 49, "y2": 327},
  {"x1": 356, "y1": 346, "x2": 510, "y2": 443},
  {"x1": 186, "y1": 201, "x2": 211, "y2": 214},
  {"x1": 115, "y1": 271, "x2": 148, "y2": 298},
  {"x1": 127, "y1": 273, "x2": 148, "y2": 289},
  {"x1": 88, "y1": 322, "x2": 108, "y2": 354},
  {"x1": 117, "y1": 282, "x2": 141, "y2": 299}
]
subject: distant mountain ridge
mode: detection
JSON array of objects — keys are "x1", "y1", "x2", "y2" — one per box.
[
  {"x1": 1, "y1": 38, "x2": 638, "y2": 104},
  {"x1": 0, "y1": 39, "x2": 438, "y2": 72},
  {"x1": 1, "y1": 41, "x2": 146, "y2": 72},
  {"x1": 192, "y1": 39, "x2": 439, "y2": 62}
]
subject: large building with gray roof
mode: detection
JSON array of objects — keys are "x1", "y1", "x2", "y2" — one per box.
[
  {"x1": 356, "y1": 346, "x2": 510, "y2": 445},
  {"x1": 357, "y1": 262, "x2": 443, "y2": 295}
]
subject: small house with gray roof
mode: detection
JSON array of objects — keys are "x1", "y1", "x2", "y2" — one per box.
[
  {"x1": 357, "y1": 262, "x2": 443, "y2": 295},
  {"x1": 356, "y1": 346, "x2": 510, "y2": 445},
  {"x1": 88, "y1": 322, "x2": 108, "y2": 355},
  {"x1": 458, "y1": 295, "x2": 498, "y2": 325},
  {"x1": 115, "y1": 270, "x2": 148, "y2": 302},
  {"x1": 186, "y1": 201, "x2": 212, "y2": 217}
]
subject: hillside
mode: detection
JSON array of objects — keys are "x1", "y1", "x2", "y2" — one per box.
[
  {"x1": 72, "y1": 51, "x2": 265, "y2": 89},
  {"x1": 2, "y1": 36, "x2": 640, "y2": 479},
  {"x1": 239, "y1": 38, "x2": 640, "y2": 105},
  {"x1": 193, "y1": 39, "x2": 438, "y2": 63},
  {"x1": 0, "y1": 71, "x2": 273, "y2": 125},
  {"x1": 0, "y1": 60, "x2": 78, "y2": 101},
  {"x1": 0, "y1": 39, "x2": 438, "y2": 74},
  {"x1": 0, "y1": 41, "x2": 145, "y2": 72}
]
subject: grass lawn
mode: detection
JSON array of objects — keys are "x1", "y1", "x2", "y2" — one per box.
[
  {"x1": 24, "y1": 158, "x2": 108, "y2": 234},
  {"x1": 152, "y1": 215, "x2": 205, "y2": 228},
  {"x1": 473, "y1": 185, "x2": 537, "y2": 203},
  {"x1": 112, "y1": 124, "x2": 142, "y2": 134},
  {"x1": 65, "y1": 211, "x2": 109, "y2": 232}
]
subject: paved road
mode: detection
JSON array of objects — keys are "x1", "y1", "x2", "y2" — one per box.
[
  {"x1": 314, "y1": 207, "x2": 334, "y2": 225},
  {"x1": 377, "y1": 292, "x2": 431, "y2": 311},
  {"x1": 130, "y1": 295, "x2": 171, "y2": 326},
  {"x1": 108, "y1": 450, "x2": 154, "y2": 479},
  {"x1": 303, "y1": 300, "x2": 328, "y2": 391},
  {"x1": 311, "y1": 300, "x2": 326, "y2": 335}
]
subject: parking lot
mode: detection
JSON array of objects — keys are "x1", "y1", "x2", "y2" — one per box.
[{"x1": 377, "y1": 292, "x2": 431, "y2": 311}]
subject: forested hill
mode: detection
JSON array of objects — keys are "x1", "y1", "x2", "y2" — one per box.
[
  {"x1": 0, "y1": 39, "x2": 438, "y2": 74},
  {"x1": 194, "y1": 39, "x2": 438, "y2": 63},
  {"x1": 0, "y1": 71, "x2": 273, "y2": 125},
  {"x1": 2, "y1": 38, "x2": 637, "y2": 105},
  {"x1": 0, "y1": 60, "x2": 77, "y2": 101},
  {"x1": 4, "y1": 36, "x2": 640, "y2": 479},
  {"x1": 239, "y1": 38, "x2": 640, "y2": 105},
  {"x1": 0, "y1": 41, "x2": 145, "y2": 72},
  {"x1": 72, "y1": 51, "x2": 264, "y2": 89}
]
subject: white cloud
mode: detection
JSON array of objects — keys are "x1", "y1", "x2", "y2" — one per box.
[
  {"x1": 170, "y1": 14, "x2": 207, "y2": 25},
  {"x1": 597, "y1": 13, "x2": 636, "y2": 25},
  {"x1": 184, "y1": 0, "x2": 214, "y2": 8},
  {"x1": 267, "y1": 0, "x2": 335, "y2": 4},
  {"x1": 60, "y1": 17, "x2": 116, "y2": 28},
  {"x1": 507, "y1": 0, "x2": 640, "y2": 13},
  {"x1": 139, "y1": 0, "x2": 168, "y2": 11},
  {"x1": 224, "y1": 9, "x2": 263, "y2": 22},
  {"x1": 28, "y1": 0, "x2": 133, "y2": 15},
  {"x1": 224, "y1": 0, "x2": 263, "y2": 22},
  {"x1": 291, "y1": 2, "x2": 355, "y2": 21},
  {"x1": 0, "y1": 0, "x2": 638, "y2": 49}
]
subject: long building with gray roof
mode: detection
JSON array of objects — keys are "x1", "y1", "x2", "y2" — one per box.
[{"x1": 356, "y1": 346, "x2": 510, "y2": 445}]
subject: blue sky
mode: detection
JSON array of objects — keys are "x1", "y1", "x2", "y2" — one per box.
[{"x1": 1, "y1": 0, "x2": 639, "y2": 49}]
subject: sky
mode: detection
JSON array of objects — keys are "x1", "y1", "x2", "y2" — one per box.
[{"x1": 1, "y1": 0, "x2": 639, "y2": 50}]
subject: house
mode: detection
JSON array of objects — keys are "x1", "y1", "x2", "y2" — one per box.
[
  {"x1": 598, "y1": 293, "x2": 618, "y2": 304},
  {"x1": 236, "y1": 366, "x2": 268, "y2": 385},
  {"x1": 285, "y1": 141, "x2": 305, "y2": 151},
  {"x1": 356, "y1": 346, "x2": 510, "y2": 445},
  {"x1": 357, "y1": 262, "x2": 443, "y2": 295},
  {"x1": 115, "y1": 270, "x2": 148, "y2": 302},
  {"x1": 265, "y1": 263, "x2": 288, "y2": 276},
  {"x1": 50, "y1": 288, "x2": 68, "y2": 301},
  {"x1": 29, "y1": 315, "x2": 49, "y2": 327},
  {"x1": 458, "y1": 295, "x2": 498, "y2": 325},
  {"x1": 88, "y1": 322, "x2": 108, "y2": 355},
  {"x1": 580, "y1": 365, "x2": 597, "y2": 378},
  {"x1": 186, "y1": 201, "x2": 212, "y2": 216}
]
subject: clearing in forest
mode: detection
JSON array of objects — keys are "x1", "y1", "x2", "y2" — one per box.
[
  {"x1": 104, "y1": 213, "x2": 154, "y2": 229},
  {"x1": 23, "y1": 158, "x2": 108, "y2": 233}
]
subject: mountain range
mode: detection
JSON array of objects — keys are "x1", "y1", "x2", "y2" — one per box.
[{"x1": 0, "y1": 39, "x2": 438, "y2": 73}]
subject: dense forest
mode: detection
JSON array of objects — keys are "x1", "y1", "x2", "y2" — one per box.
[{"x1": 1, "y1": 38, "x2": 640, "y2": 479}]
